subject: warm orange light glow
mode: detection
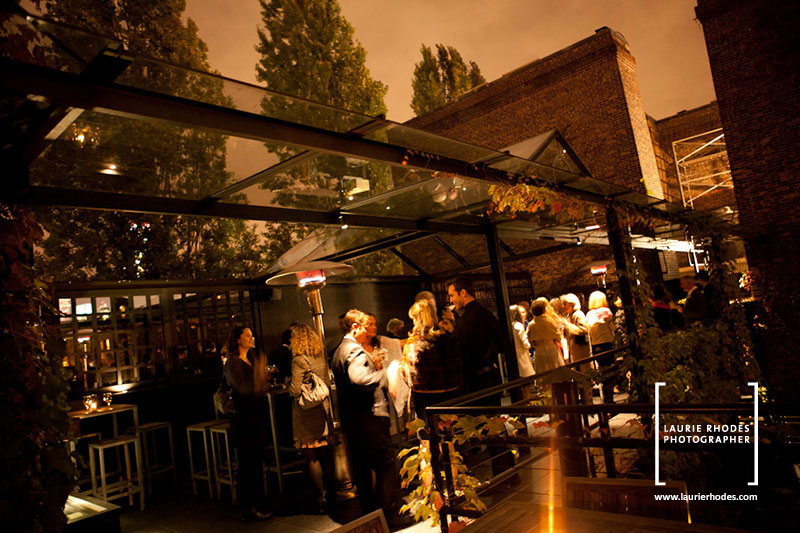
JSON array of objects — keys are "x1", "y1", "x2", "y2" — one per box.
[
  {"x1": 548, "y1": 441, "x2": 555, "y2": 533},
  {"x1": 591, "y1": 265, "x2": 607, "y2": 275},
  {"x1": 296, "y1": 269, "x2": 326, "y2": 287}
]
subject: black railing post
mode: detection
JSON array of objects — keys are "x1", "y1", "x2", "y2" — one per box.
[
  {"x1": 605, "y1": 205, "x2": 646, "y2": 402},
  {"x1": 426, "y1": 410, "x2": 450, "y2": 533},
  {"x1": 485, "y1": 224, "x2": 519, "y2": 383}
]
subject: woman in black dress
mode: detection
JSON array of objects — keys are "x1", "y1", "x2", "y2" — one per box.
[{"x1": 224, "y1": 325, "x2": 273, "y2": 522}]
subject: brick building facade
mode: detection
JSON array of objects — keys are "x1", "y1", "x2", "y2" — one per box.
[
  {"x1": 400, "y1": 1, "x2": 799, "y2": 399},
  {"x1": 696, "y1": 0, "x2": 800, "y2": 401},
  {"x1": 400, "y1": 27, "x2": 726, "y2": 298}
]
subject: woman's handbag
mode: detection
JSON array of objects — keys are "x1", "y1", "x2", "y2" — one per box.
[
  {"x1": 213, "y1": 374, "x2": 235, "y2": 415},
  {"x1": 298, "y1": 362, "x2": 330, "y2": 410}
]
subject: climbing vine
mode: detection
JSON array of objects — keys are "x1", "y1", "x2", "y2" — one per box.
[
  {"x1": 0, "y1": 205, "x2": 74, "y2": 533},
  {"x1": 398, "y1": 415, "x2": 526, "y2": 529}
]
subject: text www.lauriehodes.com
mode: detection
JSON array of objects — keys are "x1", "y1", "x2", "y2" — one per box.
[{"x1": 654, "y1": 493, "x2": 757, "y2": 501}]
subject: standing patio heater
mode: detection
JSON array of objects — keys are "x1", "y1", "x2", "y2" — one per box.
[{"x1": 265, "y1": 260, "x2": 356, "y2": 498}]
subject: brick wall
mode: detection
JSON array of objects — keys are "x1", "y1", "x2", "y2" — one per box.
[
  {"x1": 407, "y1": 27, "x2": 661, "y2": 197},
  {"x1": 400, "y1": 27, "x2": 671, "y2": 300},
  {"x1": 696, "y1": 0, "x2": 800, "y2": 400}
]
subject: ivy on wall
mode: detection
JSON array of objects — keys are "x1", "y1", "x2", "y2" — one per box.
[{"x1": 0, "y1": 205, "x2": 74, "y2": 532}]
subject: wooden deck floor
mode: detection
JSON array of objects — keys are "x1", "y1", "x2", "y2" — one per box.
[{"x1": 461, "y1": 502, "x2": 750, "y2": 533}]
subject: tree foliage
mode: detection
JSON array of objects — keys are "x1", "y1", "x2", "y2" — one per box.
[
  {"x1": 34, "y1": 0, "x2": 263, "y2": 281},
  {"x1": 255, "y1": 0, "x2": 399, "y2": 272},
  {"x1": 411, "y1": 44, "x2": 485, "y2": 116}
]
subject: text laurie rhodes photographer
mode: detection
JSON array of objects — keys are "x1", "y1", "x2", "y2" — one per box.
[{"x1": 661, "y1": 423, "x2": 752, "y2": 444}]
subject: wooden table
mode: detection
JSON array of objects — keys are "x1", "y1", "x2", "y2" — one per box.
[
  {"x1": 68, "y1": 403, "x2": 141, "y2": 499},
  {"x1": 69, "y1": 404, "x2": 140, "y2": 438},
  {"x1": 461, "y1": 502, "x2": 750, "y2": 533}
]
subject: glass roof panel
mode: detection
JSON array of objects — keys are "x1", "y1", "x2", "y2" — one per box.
[
  {"x1": 533, "y1": 137, "x2": 583, "y2": 175},
  {"x1": 501, "y1": 131, "x2": 554, "y2": 160},
  {"x1": 267, "y1": 227, "x2": 401, "y2": 274},
  {"x1": 0, "y1": 12, "x2": 118, "y2": 73},
  {"x1": 364, "y1": 123, "x2": 497, "y2": 164},
  {"x1": 28, "y1": 110, "x2": 284, "y2": 200},
  {"x1": 563, "y1": 177, "x2": 629, "y2": 197},
  {"x1": 237, "y1": 154, "x2": 424, "y2": 211},
  {"x1": 119, "y1": 56, "x2": 375, "y2": 134},
  {"x1": 3, "y1": 10, "x2": 693, "y2": 236},
  {"x1": 3, "y1": 12, "x2": 378, "y2": 134},
  {"x1": 344, "y1": 175, "x2": 492, "y2": 220}
]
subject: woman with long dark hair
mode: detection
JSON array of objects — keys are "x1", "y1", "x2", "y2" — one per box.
[{"x1": 223, "y1": 325, "x2": 272, "y2": 522}]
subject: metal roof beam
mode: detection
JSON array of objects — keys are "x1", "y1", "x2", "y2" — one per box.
[
  {"x1": 205, "y1": 116, "x2": 388, "y2": 201},
  {"x1": 390, "y1": 248, "x2": 429, "y2": 277},
  {"x1": 432, "y1": 235, "x2": 470, "y2": 266},
  {"x1": 318, "y1": 231, "x2": 433, "y2": 263},
  {"x1": 6, "y1": 186, "x2": 486, "y2": 234}
]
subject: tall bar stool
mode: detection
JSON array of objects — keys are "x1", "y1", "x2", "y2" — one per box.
[
  {"x1": 65, "y1": 432, "x2": 102, "y2": 495},
  {"x1": 186, "y1": 419, "x2": 225, "y2": 497},
  {"x1": 137, "y1": 421, "x2": 176, "y2": 494},
  {"x1": 209, "y1": 421, "x2": 237, "y2": 503},
  {"x1": 88, "y1": 435, "x2": 145, "y2": 510}
]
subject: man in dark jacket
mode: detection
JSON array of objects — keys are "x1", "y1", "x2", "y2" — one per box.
[
  {"x1": 680, "y1": 274, "x2": 707, "y2": 324},
  {"x1": 332, "y1": 309, "x2": 407, "y2": 527},
  {"x1": 447, "y1": 278, "x2": 503, "y2": 393},
  {"x1": 447, "y1": 277, "x2": 515, "y2": 478}
]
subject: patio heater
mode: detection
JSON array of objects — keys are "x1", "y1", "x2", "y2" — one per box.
[
  {"x1": 265, "y1": 260, "x2": 355, "y2": 498},
  {"x1": 590, "y1": 264, "x2": 608, "y2": 288},
  {"x1": 265, "y1": 260, "x2": 352, "y2": 341}
]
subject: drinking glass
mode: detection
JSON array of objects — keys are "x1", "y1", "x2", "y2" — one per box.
[
  {"x1": 83, "y1": 394, "x2": 97, "y2": 411},
  {"x1": 102, "y1": 392, "x2": 113, "y2": 407}
]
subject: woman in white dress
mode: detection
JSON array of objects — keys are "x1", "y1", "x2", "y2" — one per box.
[{"x1": 509, "y1": 305, "x2": 533, "y2": 399}]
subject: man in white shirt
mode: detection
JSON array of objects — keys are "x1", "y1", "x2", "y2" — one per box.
[{"x1": 332, "y1": 309, "x2": 406, "y2": 526}]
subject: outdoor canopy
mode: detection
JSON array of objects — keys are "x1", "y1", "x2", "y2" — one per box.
[{"x1": 1, "y1": 10, "x2": 706, "y2": 280}]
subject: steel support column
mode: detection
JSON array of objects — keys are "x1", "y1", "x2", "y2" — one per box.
[
  {"x1": 605, "y1": 206, "x2": 645, "y2": 401},
  {"x1": 485, "y1": 224, "x2": 519, "y2": 382}
]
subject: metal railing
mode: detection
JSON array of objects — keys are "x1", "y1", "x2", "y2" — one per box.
[{"x1": 418, "y1": 346, "x2": 799, "y2": 532}]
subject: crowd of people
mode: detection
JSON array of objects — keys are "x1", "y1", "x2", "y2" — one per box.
[{"x1": 218, "y1": 271, "x2": 716, "y2": 525}]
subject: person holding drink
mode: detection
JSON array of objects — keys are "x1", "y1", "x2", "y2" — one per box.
[
  {"x1": 223, "y1": 325, "x2": 274, "y2": 522},
  {"x1": 332, "y1": 310, "x2": 409, "y2": 528}
]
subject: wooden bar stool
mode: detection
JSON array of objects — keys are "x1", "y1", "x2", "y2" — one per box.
[
  {"x1": 88, "y1": 435, "x2": 145, "y2": 510},
  {"x1": 137, "y1": 421, "x2": 176, "y2": 494},
  {"x1": 186, "y1": 419, "x2": 225, "y2": 498},
  {"x1": 209, "y1": 421, "x2": 237, "y2": 503}
]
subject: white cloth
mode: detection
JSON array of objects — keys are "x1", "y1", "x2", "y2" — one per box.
[
  {"x1": 386, "y1": 359, "x2": 410, "y2": 415},
  {"x1": 586, "y1": 307, "x2": 616, "y2": 345},
  {"x1": 377, "y1": 335, "x2": 403, "y2": 364},
  {"x1": 512, "y1": 321, "x2": 534, "y2": 377}
]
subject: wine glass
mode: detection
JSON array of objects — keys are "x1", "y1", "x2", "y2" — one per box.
[
  {"x1": 266, "y1": 364, "x2": 279, "y2": 385},
  {"x1": 83, "y1": 394, "x2": 97, "y2": 411}
]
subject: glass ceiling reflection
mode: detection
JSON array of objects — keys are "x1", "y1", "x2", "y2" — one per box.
[{"x1": 3, "y1": 9, "x2": 688, "y2": 229}]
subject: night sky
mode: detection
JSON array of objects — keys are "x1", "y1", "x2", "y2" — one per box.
[{"x1": 183, "y1": 0, "x2": 716, "y2": 122}]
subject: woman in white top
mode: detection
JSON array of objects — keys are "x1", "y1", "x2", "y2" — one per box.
[
  {"x1": 509, "y1": 305, "x2": 533, "y2": 399},
  {"x1": 586, "y1": 291, "x2": 617, "y2": 403}
]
